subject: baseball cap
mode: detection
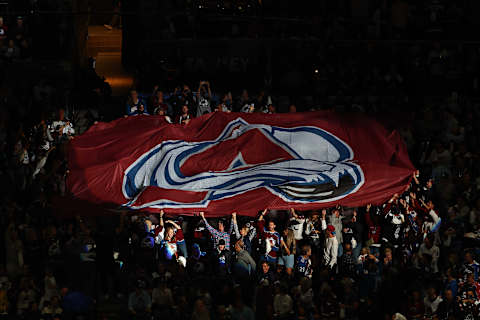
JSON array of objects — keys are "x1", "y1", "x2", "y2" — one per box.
[
  {"x1": 218, "y1": 239, "x2": 226, "y2": 246},
  {"x1": 327, "y1": 225, "x2": 335, "y2": 232}
]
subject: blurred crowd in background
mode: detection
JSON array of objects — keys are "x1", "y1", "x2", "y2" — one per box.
[{"x1": 0, "y1": 0, "x2": 479, "y2": 319}]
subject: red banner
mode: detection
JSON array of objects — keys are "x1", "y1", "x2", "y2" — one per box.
[{"x1": 67, "y1": 111, "x2": 415, "y2": 217}]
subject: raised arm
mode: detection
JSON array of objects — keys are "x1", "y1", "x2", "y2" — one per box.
[
  {"x1": 321, "y1": 209, "x2": 327, "y2": 231},
  {"x1": 258, "y1": 209, "x2": 267, "y2": 221},
  {"x1": 257, "y1": 209, "x2": 268, "y2": 237},
  {"x1": 165, "y1": 220, "x2": 181, "y2": 230},
  {"x1": 428, "y1": 209, "x2": 442, "y2": 232},
  {"x1": 231, "y1": 212, "x2": 240, "y2": 239},
  {"x1": 290, "y1": 208, "x2": 298, "y2": 219},
  {"x1": 412, "y1": 170, "x2": 420, "y2": 185},
  {"x1": 304, "y1": 220, "x2": 314, "y2": 236},
  {"x1": 159, "y1": 210, "x2": 164, "y2": 227},
  {"x1": 200, "y1": 212, "x2": 216, "y2": 235}
]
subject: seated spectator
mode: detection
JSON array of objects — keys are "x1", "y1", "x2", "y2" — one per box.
[
  {"x1": 176, "y1": 105, "x2": 193, "y2": 125},
  {"x1": 423, "y1": 287, "x2": 443, "y2": 318},
  {"x1": 216, "y1": 92, "x2": 233, "y2": 112},
  {"x1": 169, "y1": 85, "x2": 194, "y2": 113},
  {"x1": 444, "y1": 268, "x2": 458, "y2": 298},
  {"x1": 258, "y1": 261, "x2": 276, "y2": 285},
  {"x1": 457, "y1": 285, "x2": 480, "y2": 319},
  {"x1": 293, "y1": 277, "x2": 314, "y2": 311},
  {"x1": 415, "y1": 235, "x2": 440, "y2": 274},
  {"x1": 151, "y1": 88, "x2": 172, "y2": 117},
  {"x1": 462, "y1": 251, "x2": 480, "y2": 281},
  {"x1": 235, "y1": 89, "x2": 251, "y2": 112},
  {"x1": 273, "y1": 283, "x2": 293, "y2": 319},
  {"x1": 195, "y1": 81, "x2": 212, "y2": 117},
  {"x1": 128, "y1": 280, "x2": 151, "y2": 317},
  {"x1": 151, "y1": 278, "x2": 174, "y2": 315},
  {"x1": 126, "y1": 89, "x2": 148, "y2": 116},
  {"x1": 437, "y1": 289, "x2": 457, "y2": 320},
  {"x1": 153, "y1": 107, "x2": 173, "y2": 123},
  {"x1": 231, "y1": 297, "x2": 254, "y2": 320},
  {"x1": 459, "y1": 272, "x2": 480, "y2": 300},
  {"x1": 41, "y1": 295, "x2": 62, "y2": 318}
]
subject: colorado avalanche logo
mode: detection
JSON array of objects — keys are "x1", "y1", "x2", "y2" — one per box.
[{"x1": 122, "y1": 118, "x2": 364, "y2": 209}]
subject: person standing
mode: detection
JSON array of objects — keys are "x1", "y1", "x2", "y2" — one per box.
[
  {"x1": 321, "y1": 209, "x2": 338, "y2": 272},
  {"x1": 233, "y1": 239, "x2": 256, "y2": 279},
  {"x1": 257, "y1": 209, "x2": 282, "y2": 265},
  {"x1": 279, "y1": 227, "x2": 296, "y2": 277},
  {"x1": 126, "y1": 90, "x2": 148, "y2": 116},
  {"x1": 200, "y1": 212, "x2": 235, "y2": 251}
]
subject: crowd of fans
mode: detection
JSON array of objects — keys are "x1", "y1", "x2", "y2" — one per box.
[
  {"x1": 0, "y1": 16, "x2": 32, "y2": 62},
  {"x1": 1, "y1": 1, "x2": 480, "y2": 318},
  {"x1": 1, "y1": 69, "x2": 480, "y2": 320},
  {"x1": 127, "y1": 0, "x2": 477, "y2": 41}
]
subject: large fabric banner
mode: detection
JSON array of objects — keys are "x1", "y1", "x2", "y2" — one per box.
[{"x1": 67, "y1": 111, "x2": 415, "y2": 216}]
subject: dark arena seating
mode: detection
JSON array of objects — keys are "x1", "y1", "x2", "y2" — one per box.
[{"x1": 1, "y1": 1, "x2": 480, "y2": 319}]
